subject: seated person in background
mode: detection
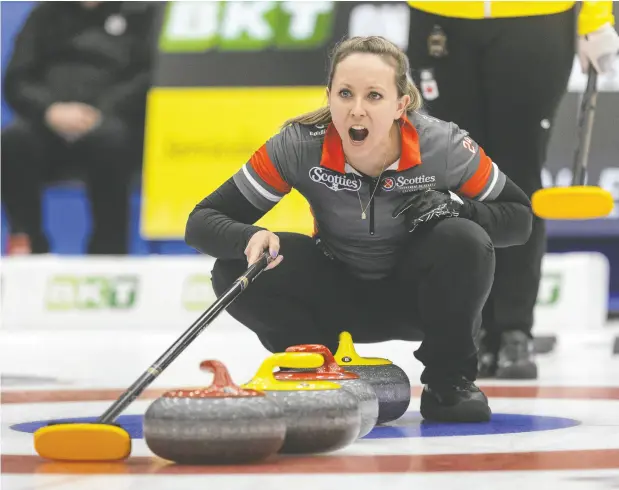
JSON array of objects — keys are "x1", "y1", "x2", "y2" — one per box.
[{"x1": 1, "y1": 1, "x2": 157, "y2": 255}]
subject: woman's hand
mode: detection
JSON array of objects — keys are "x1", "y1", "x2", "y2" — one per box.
[
  {"x1": 392, "y1": 189, "x2": 463, "y2": 232},
  {"x1": 245, "y1": 230, "x2": 284, "y2": 270}
]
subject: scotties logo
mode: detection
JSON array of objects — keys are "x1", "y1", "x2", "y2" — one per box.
[
  {"x1": 382, "y1": 177, "x2": 396, "y2": 191},
  {"x1": 390, "y1": 174, "x2": 437, "y2": 192},
  {"x1": 309, "y1": 167, "x2": 361, "y2": 192},
  {"x1": 309, "y1": 124, "x2": 327, "y2": 137}
]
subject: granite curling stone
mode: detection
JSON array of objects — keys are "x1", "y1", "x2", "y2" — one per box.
[
  {"x1": 278, "y1": 344, "x2": 379, "y2": 438},
  {"x1": 334, "y1": 331, "x2": 411, "y2": 424},
  {"x1": 143, "y1": 359, "x2": 286, "y2": 464},
  {"x1": 242, "y1": 352, "x2": 361, "y2": 454}
]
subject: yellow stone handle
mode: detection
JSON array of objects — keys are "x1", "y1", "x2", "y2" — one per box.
[
  {"x1": 334, "y1": 331, "x2": 392, "y2": 366},
  {"x1": 241, "y1": 352, "x2": 343, "y2": 392}
]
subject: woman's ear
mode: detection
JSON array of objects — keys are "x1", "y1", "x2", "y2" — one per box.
[{"x1": 396, "y1": 94, "x2": 411, "y2": 119}]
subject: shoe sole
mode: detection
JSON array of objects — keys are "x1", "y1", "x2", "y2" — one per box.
[{"x1": 420, "y1": 397, "x2": 492, "y2": 423}]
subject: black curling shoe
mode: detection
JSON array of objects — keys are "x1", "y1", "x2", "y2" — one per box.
[{"x1": 420, "y1": 376, "x2": 491, "y2": 423}]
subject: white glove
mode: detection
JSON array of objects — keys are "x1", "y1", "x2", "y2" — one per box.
[{"x1": 578, "y1": 22, "x2": 619, "y2": 75}]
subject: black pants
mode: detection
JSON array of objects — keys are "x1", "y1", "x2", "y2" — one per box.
[
  {"x1": 407, "y1": 8, "x2": 575, "y2": 349},
  {"x1": 1, "y1": 117, "x2": 143, "y2": 254},
  {"x1": 212, "y1": 218, "x2": 495, "y2": 384}
]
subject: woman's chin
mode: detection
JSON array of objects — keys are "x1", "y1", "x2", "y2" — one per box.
[{"x1": 344, "y1": 135, "x2": 372, "y2": 154}]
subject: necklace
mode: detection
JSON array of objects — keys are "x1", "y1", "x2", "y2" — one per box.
[{"x1": 355, "y1": 150, "x2": 389, "y2": 220}]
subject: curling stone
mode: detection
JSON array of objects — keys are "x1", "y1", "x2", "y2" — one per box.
[
  {"x1": 142, "y1": 359, "x2": 286, "y2": 464},
  {"x1": 334, "y1": 331, "x2": 411, "y2": 424},
  {"x1": 242, "y1": 352, "x2": 361, "y2": 454},
  {"x1": 278, "y1": 344, "x2": 379, "y2": 438}
]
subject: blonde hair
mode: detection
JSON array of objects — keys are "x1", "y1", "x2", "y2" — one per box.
[{"x1": 283, "y1": 36, "x2": 423, "y2": 127}]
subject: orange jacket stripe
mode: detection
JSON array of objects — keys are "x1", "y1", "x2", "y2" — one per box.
[
  {"x1": 460, "y1": 147, "x2": 492, "y2": 198},
  {"x1": 249, "y1": 145, "x2": 291, "y2": 195}
]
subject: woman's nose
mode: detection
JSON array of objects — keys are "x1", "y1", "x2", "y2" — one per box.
[{"x1": 350, "y1": 98, "x2": 367, "y2": 117}]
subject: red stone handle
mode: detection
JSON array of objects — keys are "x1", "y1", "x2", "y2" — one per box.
[
  {"x1": 164, "y1": 359, "x2": 263, "y2": 398},
  {"x1": 285, "y1": 344, "x2": 344, "y2": 374},
  {"x1": 199, "y1": 360, "x2": 239, "y2": 389}
]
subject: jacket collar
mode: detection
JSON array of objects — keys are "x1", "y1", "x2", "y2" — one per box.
[{"x1": 319, "y1": 114, "x2": 422, "y2": 173}]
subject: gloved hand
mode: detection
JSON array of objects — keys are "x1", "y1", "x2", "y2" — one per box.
[
  {"x1": 392, "y1": 189, "x2": 464, "y2": 232},
  {"x1": 578, "y1": 22, "x2": 619, "y2": 75}
]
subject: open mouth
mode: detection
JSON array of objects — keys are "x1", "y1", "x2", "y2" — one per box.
[{"x1": 348, "y1": 125, "x2": 369, "y2": 143}]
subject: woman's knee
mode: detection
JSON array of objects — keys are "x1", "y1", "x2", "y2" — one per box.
[
  {"x1": 211, "y1": 233, "x2": 325, "y2": 301},
  {"x1": 426, "y1": 217, "x2": 494, "y2": 267},
  {"x1": 211, "y1": 234, "x2": 316, "y2": 293},
  {"x1": 211, "y1": 258, "x2": 246, "y2": 296}
]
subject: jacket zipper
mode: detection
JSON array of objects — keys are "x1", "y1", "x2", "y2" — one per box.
[
  {"x1": 369, "y1": 177, "x2": 378, "y2": 235},
  {"x1": 369, "y1": 197, "x2": 375, "y2": 235}
]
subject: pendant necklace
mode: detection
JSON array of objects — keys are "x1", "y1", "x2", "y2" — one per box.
[{"x1": 356, "y1": 150, "x2": 389, "y2": 220}]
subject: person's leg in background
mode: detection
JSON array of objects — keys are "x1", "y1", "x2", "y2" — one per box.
[
  {"x1": 408, "y1": 7, "x2": 577, "y2": 379},
  {"x1": 1, "y1": 118, "x2": 69, "y2": 254},
  {"x1": 406, "y1": 8, "x2": 487, "y2": 146},
  {"x1": 72, "y1": 117, "x2": 144, "y2": 255},
  {"x1": 479, "y1": 9, "x2": 576, "y2": 378}
]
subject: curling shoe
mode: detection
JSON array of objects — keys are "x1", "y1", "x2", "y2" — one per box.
[
  {"x1": 495, "y1": 330, "x2": 538, "y2": 380},
  {"x1": 420, "y1": 376, "x2": 491, "y2": 422}
]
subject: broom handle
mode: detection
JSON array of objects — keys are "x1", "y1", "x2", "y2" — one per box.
[
  {"x1": 97, "y1": 252, "x2": 272, "y2": 424},
  {"x1": 572, "y1": 66, "x2": 598, "y2": 186}
]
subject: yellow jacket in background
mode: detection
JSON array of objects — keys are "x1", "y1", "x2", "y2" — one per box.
[{"x1": 407, "y1": 2, "x2": 615, "y2": 35}]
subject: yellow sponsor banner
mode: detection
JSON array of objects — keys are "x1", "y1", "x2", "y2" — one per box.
[{"x1": 140, "y1": 87, "x2": 327, "y2": 239}]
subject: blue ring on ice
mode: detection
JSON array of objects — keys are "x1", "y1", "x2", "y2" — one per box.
[
  {"x1": 364, "y1": 411, "x2": 581, "y2": 438},
  {"x1": 10, "y1": 412, "x2": 580, "y2": 439}
]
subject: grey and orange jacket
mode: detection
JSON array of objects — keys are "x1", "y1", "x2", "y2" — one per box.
[{"x1": 186, "y1": 112, "x2": 533, "y2": 279}]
